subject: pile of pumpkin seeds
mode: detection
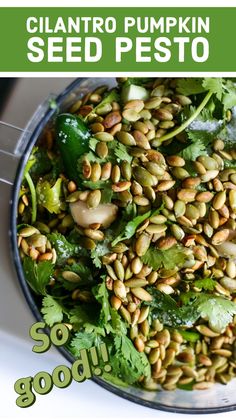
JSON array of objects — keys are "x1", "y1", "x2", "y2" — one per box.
[{"x1": 17, "y1": 78, "x2": 236, "y2": 391}]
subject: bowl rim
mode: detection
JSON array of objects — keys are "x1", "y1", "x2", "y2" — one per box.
[{"x1": 9, "y1": 77, "x2": 236, "y2": 415}]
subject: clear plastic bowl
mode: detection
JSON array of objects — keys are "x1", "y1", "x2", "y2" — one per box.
[{"x1": 9, "y1": 77, "x2": 236, "y2": 415}]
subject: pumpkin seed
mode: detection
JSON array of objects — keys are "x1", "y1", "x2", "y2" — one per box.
[
  {"x1": 198, "y1": 156, "x2": 218, "y2": 170},
  {"x1": 229, "y1": 190, "x2": 236, "y2": 212},
  {"x1": 116, "y1": 131, "x2": 136, "y2": 146},
  {"x1": 145, "y1": 224, "x2": 167, "y2": 234},
  {"x1": 131, "y1": 287, "x2": 152, "y2": 301},
  {"x1": 94, "y1": 132, "x2": 114, "y2": 142},
  {"x1": 177, "y1": 189, "x2": 197, "y2": 202},
  {"x1": 213, "y1": 191, "x2": 226, "y2": 210},
  {"x1": 154, "y1": 108, "x2": 173, "y2": 121},
  {"x1": 113, "y1": 280, "x2": 126, "y2": 300},
  {"x1": 196, "y1": 325, "x2": 220, "y2": 337},
  {"x1": 19, "y1": 226, "x2": 40, "y2": 237},
  {"x1": 87, "y1": 190, "x2": 101, "y2": 209},
  {"x1": 27, "y1": 234, "x2": 47, "y2": 248},
  {"x1": 62, "y1": 271, "x2": 81, "y2": 283},
  {"x1": 84, "y1": 228, "x2": 104, "y2": 241},
  {"x1": 122, "y1": 109, "x2": 140, "y2": 122},
  {"x1": 220, "y1": 276, "x2": 236, "y2": 291},
  {"x1": 171, "y1": 167, "x2": 189, "y2": 180},
  {"x1": 201, "y1": 170, "x2": 219, "y2": 182},
  {"x1": 212, "y1": 229, "x2": 229, "y2": 245}
]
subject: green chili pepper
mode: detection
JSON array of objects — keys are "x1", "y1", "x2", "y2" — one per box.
[{"x1": 56, "y1": 113, "x2": 90, "y2": 181}]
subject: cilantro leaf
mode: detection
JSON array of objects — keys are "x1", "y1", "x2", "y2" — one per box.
[
  {"x1": 47, "y1": 232, "x2": 85, "y2": 265},
  {"x1": 90, "y1": 250, "x2": 103, "y2": 269},
  {"x1": 93, "y1": 276, "x2": 128, "y2": 334},
  {"x1": 101, "y1": 187, "x2": 113, "y2": 204},
  {"x1": 141, "y1": 246, "x2": 163, "y2": 270},
  {"x1": 111, "y1": 210, "x2": 151, "y2": 247},
  {"x1": 222, "y1": 80, "x2": 236, "y2": 110},
  {"x1": 224, "y1": 159, "x2": 236, "y2": 169},
  {"x1": 68, "y1": 306, "x2": 91, "y2": 327},
  {"x1": 180, "y1": 292, "x2": 236, "y2": 332},
  {"x1": 64, "y1": 263, "x2": 92, "y2": 281},
  {"x1": 65, "y1": 263, "x2": 92, "y2": 281},
  {"x1": 110, "y1": 308, "x2": 127, "y2": 335},
  {"x1": 110, "y1": 335, "x2": 151, "y2": 385},
  {"x1": 59, "y1": 263, "x2": 94, "y2": 291},
  {"x1": 82, "y1": 180, "x2": 113, "y2": 204},
  {"x1": 179, "y1": 138, "x2": 208, "y2": 161},
  {"x1": 79, "y1": 151, "x2": 106, "y2": 165},
  {"x1": 112, "y1": 204, "x2": 164, "y2": 247},
  {"x1": 146, "y1": 288, "x2": 198, "y2": 328},
  {"x1": 202, "y1": 78, "x2": 224, "y2": 100},
  {"x1": 36, "y1": 178, "x2": 62, "y2": 214},
  {"x1": 219, "y1": 107, "x2": 236, "y2": 146},
  {"x1": 93, "y1": 279, "x2": 111, "y2": 325},
  {"x1": 176, "y1": 78, "x2": 206, "y2": 96},
  {"x1": 41, "y1": 295, "x2": 64, "y2": 326},
  {"x1": 69, "y1": 321, "x2": 106, "y2": 356},
  {"x1": 90, "y1": 235, "x2": 111, "y2": 268},
  {"x1": 114, "y1": 143, "x2": 132, "y2": 164},
  {"x1": 68, "y1": 274, "x2": 150, "y2": 384},
  {"x1": 88, "y1": 137, "x2": 98, "y2": 151},
  {"x1": 141, "y1": 245, "x2": 188, "y2": 270},
  {"x1": 89, "y1": 89, "x2": 119, "y2": 116},
  {"x1": 202, "y1": 78, "x2": 236, "y2": 111},
  {"x1": 78, "y1": 140, "x2": 117, "y2": 168},
  {"x1": 29, "y1": 147, "x2": 52, "y2": 179},
  {"x1": 178, "y1": 112, "x2": 223, "y2": 161},
  {"x1": 193, "y1": 277, "x2": 216, "y2": 291},
  {"x1": 69, "y1": 331, "x2": 98, "y2": 354},
  {"x1": 197, "y1": 295, "x2": 236, "y2": 333},
  {"x1": 23, "y1": 257, "x2": 53, "y2": 296},
  {"x1": 82, "y1": 180, "x2": 109, "y2": 191}
]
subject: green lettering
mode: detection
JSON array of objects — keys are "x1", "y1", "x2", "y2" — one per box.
[
  {"x1": 71, "y1": 349, "x2": 92, "y2": 382},
  {"x1": 33, "y1": 371, "x2": 53, "y2": 395},
  {"x1": 14, "y1": 377, "x2": 35, "y2": 408},
  {"x1": 52, "y1": 365, "x2": 72, "y2": 388},
  {"x1": 30, "y1": 322, "x2": 51, "y2": 353},
  {"x1": 50, "y1": 323, "x2": 70, "y2": 346}
]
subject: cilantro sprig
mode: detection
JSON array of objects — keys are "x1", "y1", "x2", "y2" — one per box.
[
  {"x1": 160, "y1": 89, "x2": 213, "y2": 142},
  {"x1": 141, "y1": 245, "x2": 188, "y2": 270},
  {"x1": 160, "y1": 78, "x2": 236, "y2": 143},
  {"x1": 47, "y1": 232, "x2": 86, "y2": 265},
  {"x1": 111, "y1": 209, "x2": 151, "y2": 246},
  {"x1": 23, "y1": 151, "x2": 37, "y2": 223},
  {"x1": 68, "y1": 277, "x2": 151, "y2": 384},
  {"x1": 146, "y1": 288, "x2": 236, "y2": 333},
  {"x1": 23, "y1": 257, "x2": 54, "y2": 296},
  {"x1": 41, "y1": 295, "x2": 64, "y2": 326},
  {"x1": 111, "y1": 204, "x2": 163, "y2": 246}
]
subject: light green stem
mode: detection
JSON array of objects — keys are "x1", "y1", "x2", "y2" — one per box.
[
  {"x1": 159, "y1": 90, "x2": 213, "y2": 143},
  {"x1": 25, "y1": 172, "x2": 37, "y2": 223}
]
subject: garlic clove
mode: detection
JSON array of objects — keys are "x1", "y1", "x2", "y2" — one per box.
[{"x1": 70, "y1": 200, "x2": 118, "y2": 229}]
